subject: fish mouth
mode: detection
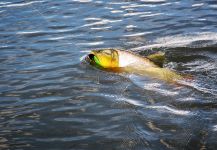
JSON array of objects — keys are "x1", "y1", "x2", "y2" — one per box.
[
  {"x1": 85, "y1": 52, "x2": 95, "y2": 62},
  {"x1": 86, "y1": 52, "x2": 101, "y2": 67},
  {"x1": 88, "y1": 53, "x2": 95, "y2": 61}
]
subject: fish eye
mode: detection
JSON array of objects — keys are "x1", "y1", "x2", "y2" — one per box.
[{"x1": 88, "y1": 54, "x2": 95, "y2": 60}]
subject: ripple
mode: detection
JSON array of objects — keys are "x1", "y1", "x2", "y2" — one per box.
[
  {"x1": 123, "y1": 12, "x2": 151, "y2": 17},
  {"x1": 128, "y1": 75, "x2": 180, "y2": 96},
  {"x1": 146, "y1": 105, "x2": 191, "y2": 116},
  {"x1": 141, "y1": 0, "x2": 166, "y2": 2},
  {"x1": 91, "y1": 26, "x2": 112, "y2": 30},
  {"x1": 1, "y1": 0, "x2": 217, "y2": 149},
  {"x1": 0, "y1": 1, "x2": 44, "y2": 8},
  {"x1": 132, "y1": 32, "x2": 217, "y2": 50},
  {"x1": 140, "y1": 13, "x2": 163, "y2": 17},
  {"x1": 24, "y1": 96, "x2": 70, "y2": 104},
  {"x1": 54, "y1": 117, "x2": 95, "y2": 123},
  {"x1": 81, "y1": 19, "x2": 122, "y2": 27},
  {"x1": 123, "y1": 32, "x2": 152, "y2": 37},
  {"x1": 119, "y1": 97, "x2": 144, "y2": 107},
  {"x1": 209, "y1": 4, "x2": 217, "y2": 8},
  {"x1": 213, "y1": 125, "x2": 217, "y2": 131},
  {"x1": 36, "y1": 135, "x2": 90, "y2": 142},
  {"x1": 192, "y1": 3, "x2": 204, "y2": 7},
  {"x1": 72, "y1": 0, "x2": 92, "y2": 3},
  {"x1": 16, "y1": 30, "x2": 48, "y2": 37},
  {"x1": 76, "y1": 41, "x2": 104, "y2": 46},
  {"x1": 110, "y1": 10, "x2": 124, "y2": 14}
]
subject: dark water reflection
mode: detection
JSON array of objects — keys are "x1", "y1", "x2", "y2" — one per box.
[{"x1": 0, "y1": 0, "x2": 217, "y2": 149}]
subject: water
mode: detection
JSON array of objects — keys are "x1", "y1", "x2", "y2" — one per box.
[{"x1": 0, "y1": 0, "x2": 217, "y2": 149}]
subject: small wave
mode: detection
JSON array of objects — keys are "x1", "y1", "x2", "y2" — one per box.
[
  {"x1": 72, "y1": 0, "x2": 92, "y2": 3},
  {"x1": 120, "y1": 97, "x2": 145, "y2": 107},
  {"x1": 16, "y1": 30, "x2": 45, "y2": 35},
  {"x1": 91, "y1": 26, "x2": 112, "y2": 30},
  {"x1": 108, "y1": 2, "x2": 131, "y2": 5},
  {"x1": 121, "y1": 4, "x2": 151, "y2": 9},
  {"x1": 126, "y1": 25, "x2": 137, "y2": 28},
  {"x1": 54, "y1": 117, "x2": 94, "y2": 123},
  {"x1": 178, "y1": 80, "x2": 217, "y2": 96},
  {"x1": 132, "y1": 32, "x2": 217, "y2": 50},
  {"x1": 140, "y1": 13, "x2": 163, "y2": 17},
  {"x1": 146, "y1": 105, "x2": 191, "y2": 115},
  {"x1": 0, "y1": 2, "x2": 11, "y2": 5},
  {"x1": 111, "y1": 10, "x2": 124, "y2": 14},
  {"x1": 143, "y1": 83, "x2": 179, "y2": 96},
  {"x1": 128, "y1": 75, "x2": 179, "y2": 96},
  {"x1": 192, "y1": 3, "x2": 204, "y2": 7},
  {"x1": 76, "y1": 41, "x2": 104, "y2": 46},
  {"x1": 213, "y1": 125, "x2": 217, "y2": 131},
  {"x1": 36, "y1": 136, "x2": 90, "y2": 142},
  {"x1": 81, "y1": 19, "x2": 122, "y2": 28},
  {"x1": 123, "y1": 12, "x2": 151, "y2": 17},
  {"x1": 84, "y1": 17, "x2": 101, "y2": 21},
  {"x1": 0, "y1": 1, "x2": 44, "y2": 8},
  {"x1": 123, "y1": 32, "x2": 152, "y2": 37},
  {"x1": 141, "y1": 0, "x2": 166, "y2": 2},
  {"x1": 210, "y1": 4, "x2": 217, "y2": 8}
]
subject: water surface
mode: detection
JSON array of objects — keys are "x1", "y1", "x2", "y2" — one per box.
[{"x1": 0, "y1": 0, "x2": 217, "y2": 149}]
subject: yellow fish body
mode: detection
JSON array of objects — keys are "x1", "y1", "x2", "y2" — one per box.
[{"x1": 85, "y1": 49, "x2": 183, "y2": 83}]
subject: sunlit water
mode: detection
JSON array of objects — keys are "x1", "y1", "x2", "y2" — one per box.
[{"x1": 0, "y1": 0, "x2": 217, "y2": 149}]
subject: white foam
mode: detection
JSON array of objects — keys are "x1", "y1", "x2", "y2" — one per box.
[
  {"x1": 128, "y1": 74, "x2": 179, "y2": 96},
  {"x1": 144, "y1": 83, "x2": 179, "y2": 96},
  {"x1": 132, "y1": 32, "x2": 217, "y2": 51}
]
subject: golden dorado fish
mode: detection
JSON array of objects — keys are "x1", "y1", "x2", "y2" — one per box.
[{"x1": 85, "y1": 49, "x2": 185, "y2": 83}]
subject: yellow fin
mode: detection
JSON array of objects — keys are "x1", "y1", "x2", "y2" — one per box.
[{"x1": 147, "y1": 52, "x2": 165, "y2": 67}]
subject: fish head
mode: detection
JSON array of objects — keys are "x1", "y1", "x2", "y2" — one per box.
[{"x1": 86, "y1": 49, "x2": 119, "y2": 68}]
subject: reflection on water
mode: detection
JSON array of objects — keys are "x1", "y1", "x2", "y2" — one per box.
[{"x1": 0, "y1": 0, "x2": 217, "y2": 149}]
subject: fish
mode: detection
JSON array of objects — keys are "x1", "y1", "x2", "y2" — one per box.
[{"x1": 84, "y1": 48, "x2": 185, "y2": 83}]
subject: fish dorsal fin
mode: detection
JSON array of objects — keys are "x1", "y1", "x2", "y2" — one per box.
[{"x1": 147, "y1": 51, "x2": 165, "y2": 67}]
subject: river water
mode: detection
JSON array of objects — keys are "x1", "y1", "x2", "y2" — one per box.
[{"x1": 0, "y1": 0, "x2": 217, "y2": 149}]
